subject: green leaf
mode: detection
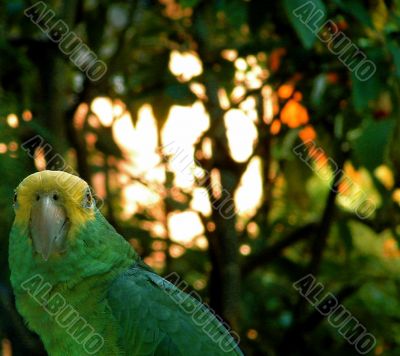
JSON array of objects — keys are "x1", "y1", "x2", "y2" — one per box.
[
  {"x1": 179, "y1": 0, "x2": 200, "y2": 8},
  {"x1": 333, "y1": 0, "x2": 373, "y2": 28},
  {"x1": 283, "y1": 0, "x2": 327, "y2": 49},
  {"x1": 352, "y1": 119, "x2": 395, "y2": 172},
  {"x1": 6, "y1": 1, "x2": 24, "y2": 15},
  {"x1": 351, "y1": 70, "x2": 381, "y2": 112},
  {"x1": 388, "y1": 41, "x2": 400, "y2": 78},
  {"x1": 216, "y1": 0, "x2": 248, "y2": 27}
]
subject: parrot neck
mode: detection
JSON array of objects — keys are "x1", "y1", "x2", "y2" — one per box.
[{"x1": 14, "y1": 271, "x2": 128, "y2": 355}]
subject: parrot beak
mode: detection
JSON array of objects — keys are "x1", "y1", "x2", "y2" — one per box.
[{"x1": 30, "y1": 194, "x2": 70, "y2": 261}]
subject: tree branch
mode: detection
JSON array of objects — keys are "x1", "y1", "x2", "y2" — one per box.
[
  {"x1": 242, "y1": 222, "x2": 319, "y2": 275},
  {"x1": 308, "y1": 151, "x2": 346, "y2": 275}
]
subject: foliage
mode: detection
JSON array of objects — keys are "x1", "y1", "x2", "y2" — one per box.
[{"x1": 1, "y1": 0, "x2": 400, "y2": 355}]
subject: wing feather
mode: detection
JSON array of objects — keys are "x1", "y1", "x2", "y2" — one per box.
[{"x1": 107, "y1": 263, "x2": 243, "y2": 356}]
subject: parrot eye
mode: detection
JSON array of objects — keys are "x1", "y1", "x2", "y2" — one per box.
[{"x1": 82, "y1": 188, "x2": 94, "y2": 209}]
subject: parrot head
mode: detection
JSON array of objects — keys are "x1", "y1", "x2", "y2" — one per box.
[{"x1": 13, "y1": 170, "x2": 96, "y2": 261}]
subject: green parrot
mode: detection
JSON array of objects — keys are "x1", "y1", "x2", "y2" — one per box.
[{"x1": 9, "y1": 170, "x2": 243, "y2": 356}]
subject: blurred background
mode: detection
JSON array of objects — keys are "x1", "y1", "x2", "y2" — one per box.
[{"x1": 1, "y1": 0, "x2": 400, "y2": 355}]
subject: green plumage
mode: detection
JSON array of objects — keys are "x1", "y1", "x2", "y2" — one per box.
[
  {"x1": 10, "y1": 199, "x2": 243, "y2": 355},
  {"x1": 108, "y1": 264, "x2": 243, "y2": 355}
]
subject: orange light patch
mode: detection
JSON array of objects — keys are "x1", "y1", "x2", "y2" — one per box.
[
  {"x1": 344, "y1": 162, "x2": 362, "y2": 183},
  {"x1": 308, "y1": 146, "x2": 328, "y2": 167},
  {"x1": 278, "y1": 84, "x2": 294, "y2": 99},
  {"x1": 270, "y1": 119, "x2": 281, "y2": 135},
  {"x1": 299, "y1": 125, "x2": 316, "y2": 142},
  {"x1": 280, "y1": 100, "x2": 309, "y2": 128},
  {"x1": 293, "y1": 91, "x2": 303, "y2": 101},
  {"x1": 1, "y1": 339, "x2": 12, "y2": 356},
  {"x1": 22, "y1": 110, "x2": 33, "y2": 121},
  {"x1": 326, "y1": 72, "x2": 339, "y2": 84},
  {"x1": 73, "y1": 103, "x2": 89, "y2": 130},
  {"x1": 247, "y1": 329, "x2": 258, "y2": 340},
  {"x1": 8, "y1": 141, "x2": 18, "y2": 152},
  {"x1": 383, "y1": 238, "x2": 400, "y2": 259},
  {"x1": 392, "y1": 189, "x2": 400, "y2": 204},
  {"x1": 0, "y1": 143, "x2": 7, "y2": 154}
]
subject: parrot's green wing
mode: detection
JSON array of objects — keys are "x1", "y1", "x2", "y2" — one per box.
[{"x1": 107, "y1": 262, "x2": 243, "y2": 356}]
